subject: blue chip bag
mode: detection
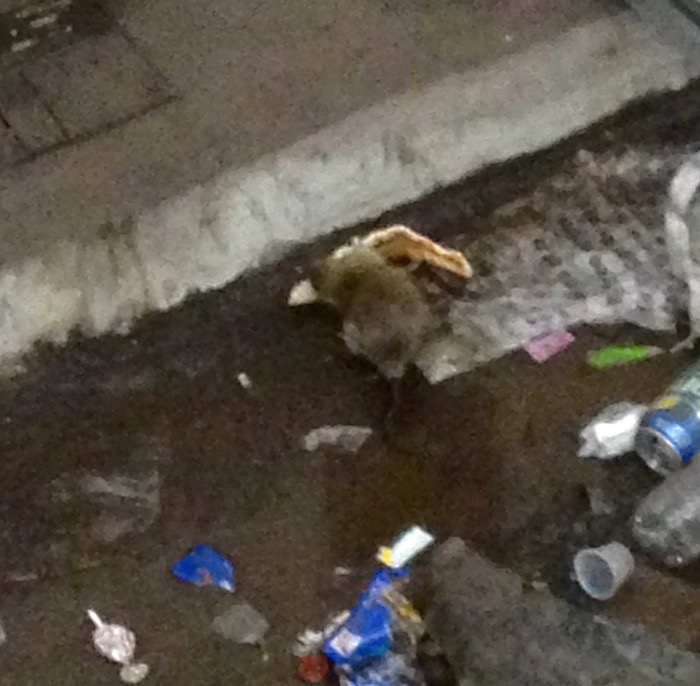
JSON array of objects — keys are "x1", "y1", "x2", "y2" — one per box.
[
  {"x1": 324, "y1": 567, "x2": 408, "y2": 668},
  {"x1": 171, "y1": 544, "x2": 235, "y2": 591}
]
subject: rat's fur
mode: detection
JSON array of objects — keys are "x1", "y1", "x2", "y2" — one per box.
[{"x1": 309, "y1": 244, "x2": 439, "y2": 380}]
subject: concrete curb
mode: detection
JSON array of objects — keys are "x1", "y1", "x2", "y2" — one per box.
[{"x1": 0, "y1": 12, "x2": 694, "y2": 369}]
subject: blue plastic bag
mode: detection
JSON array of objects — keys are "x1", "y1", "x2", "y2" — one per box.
[
  {"x1": 171, "y1": 544, "x2": 235, "y2": 591},
  {"x1": 324, "y1": 567, "x2": 408, "y2": 668},
  {"x1": 340, "y1": 651, "x2": 417, "y2": 686}
]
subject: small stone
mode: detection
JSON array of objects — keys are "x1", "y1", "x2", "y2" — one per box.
[
  {"x1": 302, "y1": 426, "x2": 372, "y2": 453},
  {"x1": 237, "y1": 372, "x2": 252, "y2": 389},
  {"x1": 212, "y1": 602, "x2": 269, "y2": 645},
  {"x1": 91, "y1": 513, "x2": 135, "y2": 543},
  {"x1": 587, "y1": 486, "x2": 616, "y2": 517},
  {"x1": 119, "y1": 662, "x2": 150, "y2": 684}
]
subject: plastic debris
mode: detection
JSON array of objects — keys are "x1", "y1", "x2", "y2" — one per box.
[
  {"x1": 523, "y1": 330, "x2": 575, "y2": 362},
  {"x1": 213, "y1": 602, "x2": 269, "y2": 646},
  {"x1": 325, "y1": 568, "x2": 425, "y2": 668},
  {"x1": 302, "y1": 426, "x2": 373, "y2": 453},
  {"x1": 633, "y1": 457, "x2": 700, "y2": 566},
  {"x1": 171, "y1": 544, "x2": 235, "y2": 591},
  {"x1": 339, "y1": 649, "x2": 419, "y2": 686},
  {"x1": 294, "y1": 611, "x2": 351, "y2": 657},
  {"x1": 297, "y1": 527, "x2": 431, "y2": 686},
  {"x1": 573, "y1": 542, "x2": 635, "y2": 601},
  {"x1": 79, "y1": 468, "x2": 162, "y2": 544},
  {"x1": 299, "y1": 653, "x2": 331, "y2": 683},
  {"x1": 376, "y1": 526, "x2": 435, "y2": 569},
  {"x1": 587, "y1": 344, "x2": 664, "y2": 369},
  {"x1": 237, "y1": 372, "x2": 252, "y2": 389},
  {"x1": 578, "y1": 402, "x2": 647, "y2": 459},
  {"x1": 87, "y1": 609, "x2": 149, "y2": 683},
  {"x1": 324, "y1": 568, "x2": 414, "y2": 668}
]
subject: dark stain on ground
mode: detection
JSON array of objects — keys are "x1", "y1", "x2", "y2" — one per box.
[{"x1": 3, "y1": 82, "x2": 700, "y2": 683}]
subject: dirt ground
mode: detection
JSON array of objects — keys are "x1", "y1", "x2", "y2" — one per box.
[{"x1": 4, "y1": 83, "x2": 700, "y2": 684}]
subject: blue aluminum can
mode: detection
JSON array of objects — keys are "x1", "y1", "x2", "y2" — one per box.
[{"x1": 636, "y1": 359, "x2": 700, "y2": 475}]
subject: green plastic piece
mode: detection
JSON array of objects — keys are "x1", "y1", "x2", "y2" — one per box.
[{"x1": 587, "y1": 344, "x2": 665, "y2": 369}]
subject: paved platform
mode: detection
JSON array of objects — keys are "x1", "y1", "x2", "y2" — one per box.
[{"x1": 0, "y1": 0, "x2": 695, "y2": 368}]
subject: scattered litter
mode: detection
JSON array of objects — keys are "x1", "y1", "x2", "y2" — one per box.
[
  {"x1": 635, "y1": 357, "x2": 700, "y2": 475},
  {"x1": 334, "y1": 566, "x2": 353, "y2": 577},
  {"x1": 302, "y1": 426, "x2": 373, "y2": 453},
  {"x1": 577, "y1": 402, "x2": 647, "y2": 460},
  {"x1": 299, "y1": 653, "x2": 331, "y2": 683},
  {"x1": 212, "y1": 602, "x2": 269, "y2": 647},
  {"x1": 523, "y1": 330, "x2": 574, "y2": 362},
  {"x1": 294, "y1": 611, "x2": 351, "y2": 658},
  {"x1": 309, "y1": 527, "x2": 433, "y2": 686},
  {"x1": 376, "y1": 526, "x2": 435, "y2": 569},
  {"x1": 633, "y1": 458, "x2": 700, "y2": 566},
  {"x1": 87, "y1": 609, "x2": 149, "y2": 683},
  {"x1": 587, "y1": 344, "x2": 664, "y2": 369},
  {"x1": 573, "y1": 542, "x2": 635, "y2": 600},
  {"x1": 237, "y1": 372, "x2": 252, "y2": 389},
  {"x1": 339, "y1": 649, "x2": 419, "y2": 686},
  {"x1": 77, "y1": 456, "x2": 163, "y2": 544},
  {"x1": 586, "y1": 486, "x2": 616, "y2": 516},
  {"x1": 324, "y1": 568, "x2": 420, "y2": 668},
  {"x1": 171, "y1": 544, "x2": 235, "y2": 591}
]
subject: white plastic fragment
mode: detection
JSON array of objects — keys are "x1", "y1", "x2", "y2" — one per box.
[
  {"x1": 293, "y1": 610, "x2": 351, "y2": 657},
  {"x1": 573, "y1": 542, "x2": 635, "y2": 600},
  {"x1": 377, "y1": 525, "x2": 435, "y2": 569},
  {"x1": 237, "y1": 372, "x2": 252, "y2": 389},
  {"x1": 302, "y1": 425, "x2": 373, "y2": 453},
  {"x1": 578, "y1": 402, "x2": 647, "y2": 460}
]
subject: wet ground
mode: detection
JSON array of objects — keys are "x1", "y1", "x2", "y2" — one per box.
[{"x1": 5, "y1": 82, "x2": 700, "y2": 683}]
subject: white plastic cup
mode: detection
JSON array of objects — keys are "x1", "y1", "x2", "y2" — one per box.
[{"x1": 573, "y1": 542, "x2": 635, "y2": 600}]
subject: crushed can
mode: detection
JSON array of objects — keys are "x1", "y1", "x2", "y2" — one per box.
[{"x1": 635, "y1": 358, "x2": 700, "y2": 475}]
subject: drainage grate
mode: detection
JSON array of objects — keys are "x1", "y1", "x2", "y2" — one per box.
[
  {"x1": 0, "y1": 0, "x2": 103, "y2": 70},
  {"x1": 0, "y1": 15, "x2": 177, "y2": 166}
]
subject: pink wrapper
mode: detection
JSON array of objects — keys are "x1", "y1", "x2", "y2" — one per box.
[{"x1": 524, "y1": 330, "x2": 575, "y2": 363}]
